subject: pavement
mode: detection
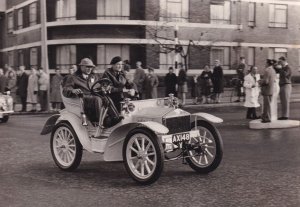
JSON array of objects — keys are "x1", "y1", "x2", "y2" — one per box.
[{"x1": 11, "y1": 84, "x2": 300, "y2": 115}]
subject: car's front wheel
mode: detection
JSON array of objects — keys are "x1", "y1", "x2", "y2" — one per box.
[
  {"x1": 186, "y1": 121, "x2": 223, "y2": 174},
  {"x1": 50, "y1": 122, "x2": 82, "y2": 171},
  {"x1": 0, "y1": 115, "x2": 9, "y2": 123},
  {"x1": 123, "y1": 128, "x2": 164, "y2": 185}
]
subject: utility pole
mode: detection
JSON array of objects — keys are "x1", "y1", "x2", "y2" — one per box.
[{"x1": 40, "y1": 0, "x2": 50, "y2": 110}]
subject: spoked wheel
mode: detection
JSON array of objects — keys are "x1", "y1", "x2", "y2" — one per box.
[
  {"x1": 1, "y1": 115, "x2": 9, "y2": 123},
  {"x1": 123, "y1": 128, "x2": 164, "y2": 185},
  {"x1": 186, "y1": 121, "x2": 223, "y2": 173},
  {"x1": 50, "y1": 122, "x2": 82, "y2": 171}
]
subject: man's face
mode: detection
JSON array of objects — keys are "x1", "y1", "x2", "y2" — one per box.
[
  {"x1": 251, "y1": 67, "x2": 257, "y2": 75},
  {"x1": 136, "y1": 62, "x2": 141, "y2": 68},
  {"x1": 81, "y1": 65, "x2": 93, "y2": 75},
  {"x1": 214, "y1": 61, "x2": 220, "y2": 66},
  {"x1": 169, "y1": 69, "x2": 173, "y2": 74},
  {"x1": 113, "y1": 61, "x2": 123, "y2": 72}
]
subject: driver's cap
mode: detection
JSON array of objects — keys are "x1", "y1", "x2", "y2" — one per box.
[{"x1": 79, "y1": 58, "x2": 95, "y2": 67}]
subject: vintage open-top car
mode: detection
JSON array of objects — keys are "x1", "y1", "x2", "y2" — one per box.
[
  {"x1": 41, "y1": 78, "x2": 223, "y2": 184},
  {"x1": 0, "y1": 91, "x2": 14, "y2": 123}
]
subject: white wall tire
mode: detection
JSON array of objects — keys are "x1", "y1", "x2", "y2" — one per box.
[
  {"x1": 50, "y1": 122, "x2": 82, "y2": 171},
  {"x1": 123, "y1": 128, "x2": 164, "y2": 185},
  {"x1": 186, "y1": 121, "x2": 223, "y2": 174}
]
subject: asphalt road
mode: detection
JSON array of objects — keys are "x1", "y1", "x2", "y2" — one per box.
[{"x1": 0, "y1": 103, "x2": 300, "y2": 207}]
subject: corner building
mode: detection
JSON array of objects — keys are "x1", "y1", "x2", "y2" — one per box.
[{"x1": 1, "y1": 0, "x2": 300, "y2": 76}]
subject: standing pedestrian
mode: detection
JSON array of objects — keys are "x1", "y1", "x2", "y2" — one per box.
[
  {"x1": 259, "y1": 59, "x2": 277, "y2": 123},
  {"x1": 50, "y1": 68, "x2": 63, "y2": 111},
  {"x1": 16, "y1": 66, "x2": 28, "y2": 112},
  {"x1": 177, "y1": 68, "x2": 188, "y2": 105},
  {"x1": 27, "y1": 68, "x2": 38, "y2": 112},
  {"x1": 235, "y1": 57, "x2": 247, "y2": 102},
  {"x1": 200, "y1": 65, "x2": 213, "y2": 104},
  {"x1": 277, "y1": 56, "x2": 292, "y2": 120},
  {"x1": 164, "y1": 67, "x2": 177, "y2": 97},
  {"x1": 144, "y1": 67, "x2": 159, "y2": 99},
  {"x1": 6, "y1": 70, "x2": 17, "y2": 110},
  {"x1": 0, "y1": 68, "x2": 8, "y2": 93},
  {"x1": 38, "y1": 68, "x2": 49, "y2": 112},
  {"x1": 212, "y1": 60, "x2": 224, "y2": 103},
  {"x1": 133, "y1": 61, "x2": 146, "y2": 99},
  {"x1": 243, "y1": 66, "x2": 260, "y2": 119}
]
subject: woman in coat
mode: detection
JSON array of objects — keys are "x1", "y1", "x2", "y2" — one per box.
[
  {"x1": 27, "y1": 68, "x2": 38, "y2": 112},
  {"x1": 243, "y1": 66, "x2": 260, "y2": 119},
  {"x1": 50, "y1": 68, "x2": 63, "y2": 111},
  {"x1": 144, "y1": 67, "x2": 159, "y2": 99},
  {"x1": 200, "y1": 65, "x2": 213, "y2": 104},
  {"x1": 212, "y1": 60, "x2": 224, "y2": 103},
  {"x1": 177, "y1": 68, "x2": 188, "y2": 105},
  {"x1": 6, "y1": 70, "x2": 17, "y2": 110}
]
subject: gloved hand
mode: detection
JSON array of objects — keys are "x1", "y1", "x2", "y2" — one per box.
[{"x1": 72, "y1": 88, "x2": 83, "y2": 96}]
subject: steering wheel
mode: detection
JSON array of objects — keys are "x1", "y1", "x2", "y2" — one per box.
[{"x1": 90, "y1": 78, "x2": 112, "y2": 95}]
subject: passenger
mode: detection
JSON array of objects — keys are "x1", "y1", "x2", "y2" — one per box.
[{"x1": 102, "y1": 56, "x2": 135, "y2": 112}]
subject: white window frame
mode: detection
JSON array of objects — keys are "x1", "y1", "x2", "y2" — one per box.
[
  {"x1": 56, "y1": 45, "x2": 76, "y2": 69},
  {"x1": 97, "y1": 0, "x2": 130, "y2": 20},
  {"x1": 269, "y1": 4, "x2": 288, "y2": 28},
  {"x1": 210, "y1": 1, "x2": 230, "y2": 25},
  {"x1": 248, "y1": 2, "x2": 256, "y2": 27},
  {"x1": 159, "y1": 46, "x2": 188, "y2": 70},
  {"x1": 8, "y1": 51, "x2": 14, "y2": 67},
  {"x1": 160, "y1": 0, "x2": 189, "y2": 22},
  {"x1": 56, "y1": 0, "x2": 76, "y2": 21},
  {"x1": 210, "y1": 47, "x2": 230, "y2": 70},
  {"x1": 30, "y1": 47, "x2": 38, "y2": 67},
  {"x1": 247, "y1": 47, "x2": 255, "y2": 67},
  {"x1": 29, "y1": 3, "x2": 38, "y2": 26},
  {"x1": 7, "y1": 12, "x2": 14, "y2": 33},
  {"x1": 268, "y1": 48, "x2": 287, "y2": 60},
  {"x1": 97, "y1": 45, "x2": 130, "y2": 69},
  {"x1": 17, "y1": 9, "x2": 23, "y2": 30}
]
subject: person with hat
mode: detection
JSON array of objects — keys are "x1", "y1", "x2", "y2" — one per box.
[
  {"x1": 278, "y1": 56, "x2": 292, "y2": 120},
  {"x1": 62, "y1": 58, "x2": 105, "y2": 123},
  {"x1": 259, "y1": 59, "x2": 277, "y2": 123},
  {"x1": 144, "y1": 67, "x2": 159, "y2": 99},
  {"x1": 102, "y1": 56, "x2": 135, "y2": 112}
]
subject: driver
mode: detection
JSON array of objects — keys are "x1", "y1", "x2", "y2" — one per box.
[{"x1": 62, "y1": 58, "x2": 121, "y2": 126}]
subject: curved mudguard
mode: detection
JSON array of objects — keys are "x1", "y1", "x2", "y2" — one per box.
[
  {"x1": 40, "y1": 114, "x2": 60, "y2": 135},
  {"x1": 191, "y1": 112, "x2": 223, "y2": 124},
  {"x1": 103, "y1": 121, "x2": 168, "y2": 162}
]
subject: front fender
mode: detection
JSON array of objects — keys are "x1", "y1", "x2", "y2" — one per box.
[
  {"x1": 104, "y1": 121, "x2": 168, "y2": 162},
  {"x1": 40, "y1": 114, "x2": 60, "y2": 135},
  {"x1": 191, "y1": 112, "x2": 223, "y2": 124}
]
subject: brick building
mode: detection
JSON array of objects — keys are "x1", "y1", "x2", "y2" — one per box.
[{"x1": 0, "y1": 0, "x2": 300, "y2": 77}]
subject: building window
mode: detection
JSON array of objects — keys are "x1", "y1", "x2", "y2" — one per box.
[
  {"x1": 97, "y1": 0, "x2": 130, "y2": 20},
  {"x1": 56, "y1": 45, "x2": 76, "y2": 69},
  {"x1": 18, "y1": 50, "x2": 24, "y2": 66},
  {"x1": 7, "y1": 12, "x2": 14, "y2": 33},
  {"x1": 210, "y1": 1, "x2": 230, "y2": 24},
  {"x1": 56, "y1": 0, "x2": 76, "y2": 21},
  {"x1": 97, "y1": 45, "x2": 129, "y2": 69},
  {"x1": 29, "y1": 3, "x2": 37, "y2": 26},
  {"x1": 8, "y1": 51, "x2": 14, "y2": 67},
  {"x1": 160, "y1": 0, "x2": 189, "y2": 22},
  {"x1": 159, "y1": 47, "x2": 187, "y2": 69},
  {"x1": 248, "y1": 2, "x2": 256, "y2": 27},
  {"x1": 210, "y1": 47, "x2": 230, "y2": 69},
  {"x1": 269, "y1": 4, "x2": 287, "y2": 28},
  {"x1": 247, "y1": 47, "x2": 255, "y2": 67},
  {"x1": 30, "y1": 47, "x2": 39, "y2": 67},
  {"x1": 268, "y1": 48, "x2": 287, "y2": 60},
  {"x1": 17, "y1": 9, "x2": 23, "y2": 30}
]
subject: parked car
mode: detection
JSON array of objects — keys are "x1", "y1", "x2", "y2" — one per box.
[
  {"x1": 0, "y1": 91, "x2": 14, "y2": 123},
  {"x1": 41, "y1": 78, "x2": 223, "y2": 185}
]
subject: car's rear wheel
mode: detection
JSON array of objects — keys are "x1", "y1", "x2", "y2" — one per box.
[
  {"x1": 123, "y1": 128, "x2": 164, "y2": 185},
  {"x1": 186, "y1": 121, "x2": 223, "y2": 173},
  {"x1": 50, "y1": 122, "x2": 82, "y2": 171},
  {"x1": 1, "y1": 115, "x2": 9, "y2": 123}
]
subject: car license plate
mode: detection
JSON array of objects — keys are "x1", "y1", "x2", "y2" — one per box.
[{"x1": 162, "y1": 130, "x2": 200, "y2": 148}]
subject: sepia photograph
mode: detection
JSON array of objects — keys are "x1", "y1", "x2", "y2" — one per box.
[{"x1": 0, "y1": 0, "x2": 300, "y2": 206}]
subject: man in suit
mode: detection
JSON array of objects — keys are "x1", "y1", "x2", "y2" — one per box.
[
  {"x1": 133, "y1": 61, "x2": 146, "y2": 99},
  {"x1": 259, "y1": 59, "x2": 277, "y2": 123},
  {"x1": 0, "y1": 68, "x2": 8, "y2": 93},
  {"x1": 278, "y1": 56, "x2": 292, "y2": 120},
  {"x1": 17, "y1": 66, "x2": 29, "y2": 112}
]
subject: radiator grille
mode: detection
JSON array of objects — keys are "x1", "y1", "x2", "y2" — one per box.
[{"x1": 163, "y1": 115, "x2": 191, "y2": 134}]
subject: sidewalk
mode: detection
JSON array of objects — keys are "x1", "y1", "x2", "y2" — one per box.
[{"x1": 12, "y1": 84, "x2": 300, "y2": 115}]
